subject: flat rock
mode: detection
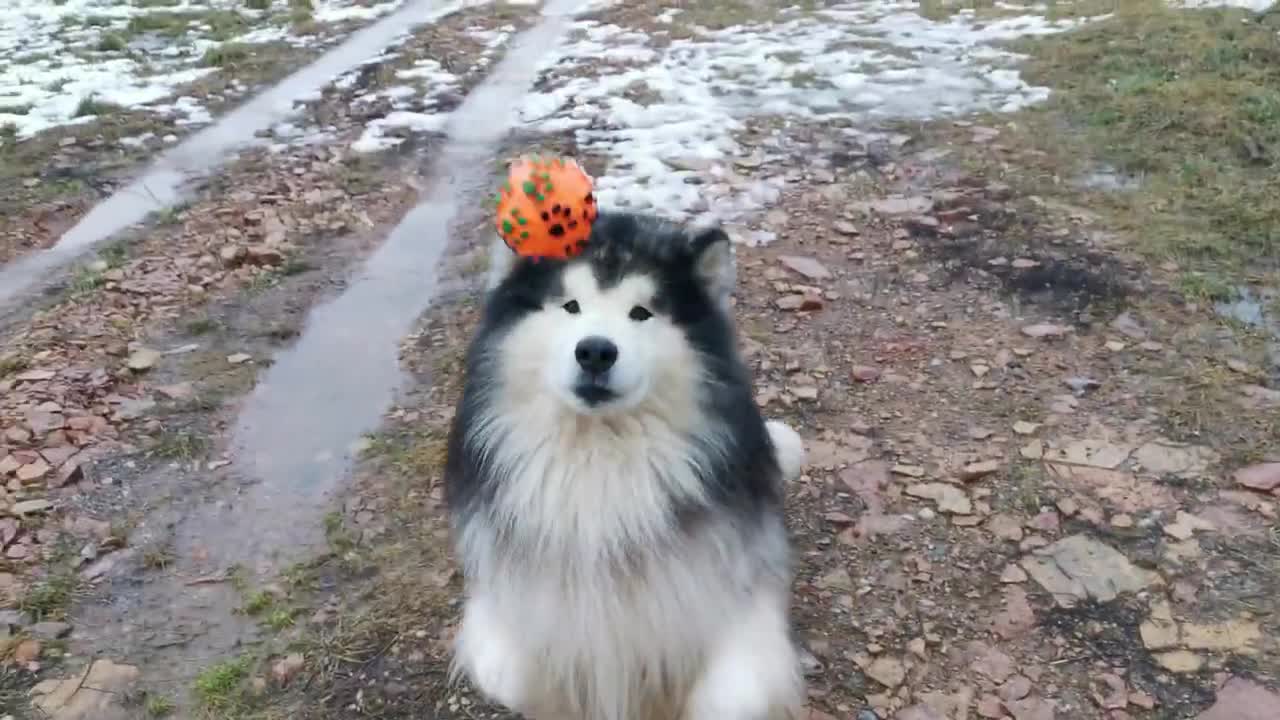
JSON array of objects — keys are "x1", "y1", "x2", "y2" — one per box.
[
  {"x1": 31, "y1": 659, "x2": 140, "y2": 720},
  {"x1": 1182, "y1": 618, "x2": 1261, "y2": 654},
  {"x1": 1155, "y1": 650, "x2": 1203, "y2": 673},
  {"x1": 1044, "y1": 439, "x2": 1131, "y2": 469},
  {"x1": 12, "y1": 499, "x2": 53, "y2": 515},
  {"x1": 779, "y1": 255, "x2": 832, "y2": 280},
  {"x1": 967, "y1": 641, "x2": 1015, "y2": 683},
  {"x1": 1197, "y1": 676, "x2": 1280, "y2": 720},
  {"x1": 959, "y1": 460, "x2": 1000, "y2": 482},
  {"x1": 1134, "y1": 440, "x2": 1218, "y2": 478},
  {"x1": 1233, "y1": 462, "x2": 1280, "y2": 492},
  {"x1": 125, "y1": 348, "x2": 161, "y2": 372},
  {"x1": 865, "y1": 655, "x2": 906, "y2": 688},
  {"x1": 1021, "y1": 323, "x2": 1069, "y2": 339},
  {"x1": 905, "y1": 482, "x2": 972, "y2": 514},
  {"x1": 1163, "y1": 511, "x2": 1214, "y2": 541},
  {"x1": 1139, "y1": 600, "x2": 1179, "y2": 649},
  {"x1": 1021, "y1": 534, "x2": 1157, "y2": 607},
  {"x1": 29, "y1": 621, "x2": 72, "y2": 639},
  {"x1": 855, "y1": 195, "x2": 933, "y2": 215}
]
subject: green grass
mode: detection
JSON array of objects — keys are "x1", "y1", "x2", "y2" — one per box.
[
  {"x1": 69, "y1": 265, "x2": 105, "y2": 295},
  {"x1": 151, "y1": 429, "x2": 209, "y2": 460},
  {"x1": 0, "y1": 354, "x2": 30, "y2": 378},
  {"x1": 1018, "y1": 2, "x2": 1280, "y2": 274},
  {"x1": 242, "y1": 590, "x2": 275, "y2": 616},
  {"x1": 73, "y1": 95, "x2": 122, "y2": 117},
  {"x1": 145, "y1": 694, "x2": 177, "y2": 717},
  {"x1": 97, "y1": 32, "x2": 129, "y2": 51},
  {"x1": 202, "y1": 42, "x2": 252, "y2": 67},
  {"x1": 244, "y1": 0, "x2": 272, "y2": 9},
  {"x1": 19, "y1": 570, "x2": 80, "y2": 621},
  {"x1": 193, "y1": 655, "x2": 252, "y2": 710},
  {"x1": 264, "y1": 608, "x2": 296, "y2": 631}
]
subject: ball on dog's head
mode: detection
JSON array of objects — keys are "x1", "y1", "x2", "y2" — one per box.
[{"x1": 494, "y1": 155, "x2": 598, "y2": 261}]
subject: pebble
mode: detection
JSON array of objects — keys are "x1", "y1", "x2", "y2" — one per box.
[{"x1": 125, "y1": 348, "x2": 161, "y2": 372}]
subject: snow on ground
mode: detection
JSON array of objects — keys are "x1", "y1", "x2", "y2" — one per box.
[
  {"x1": 514, "y1": 1, "x2": 1097, "y2": 227},
  {"x1": 0, "y1": 0, "x2": 399, "y2": 142},
  {"x1": 347, "y1": 22, "x2": 515, "y2": 153},
  {"x1": 1177, "y1": 0, "x2": 1274, "y2": 9}
]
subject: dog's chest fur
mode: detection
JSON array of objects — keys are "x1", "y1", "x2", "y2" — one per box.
[{"x1": 456, "y1": 407, "x2": 773, "y2": 719}]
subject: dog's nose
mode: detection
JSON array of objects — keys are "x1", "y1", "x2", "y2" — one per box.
[{"x1": 575, "y1": 336, "x2": 618, "y2": 374}]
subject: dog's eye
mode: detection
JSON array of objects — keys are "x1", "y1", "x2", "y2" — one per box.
[
  {"x1": 629, "y1": 306, "x2": 653, "y2": 322},
  {"x1": 562, "y1": 300, "x2": 580, "y2": 314}
]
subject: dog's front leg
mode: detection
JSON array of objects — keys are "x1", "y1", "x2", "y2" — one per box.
[
  {"x1": 685, "y1": 593, "x2": 803, "y2": 720},
  {"x1": 453, "y1": 593, "x2": 528, "y2": 711}
]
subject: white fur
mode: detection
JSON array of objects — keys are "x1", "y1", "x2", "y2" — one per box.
[{"x1": 453, "y1": 255, "x2": 804, "y2": 720}]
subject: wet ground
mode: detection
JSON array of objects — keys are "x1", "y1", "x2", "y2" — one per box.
[{"x1": 2, "y1": 1, "x2": 1279, "y2": 719}]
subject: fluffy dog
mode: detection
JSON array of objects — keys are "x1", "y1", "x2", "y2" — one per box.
[{"x1": 446, "y1": 212, "x2": 806, "y2": 720}]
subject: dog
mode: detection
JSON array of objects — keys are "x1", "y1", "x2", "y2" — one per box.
[{"x1": 445, "y1": 211, "x2": 807, "y2": 720}]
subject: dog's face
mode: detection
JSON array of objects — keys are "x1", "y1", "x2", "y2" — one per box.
[{"x1": 481, "y1": 213, "x2": 736, "y2": 417}]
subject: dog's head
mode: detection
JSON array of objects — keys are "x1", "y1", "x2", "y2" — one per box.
[{"x1": 479, "y1": 212, "x2": 737, "y2": 417}]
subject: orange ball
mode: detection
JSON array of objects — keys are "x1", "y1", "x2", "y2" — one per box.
[{"x1": 494, "y1": 155, "x2": 598, "y2": 260}]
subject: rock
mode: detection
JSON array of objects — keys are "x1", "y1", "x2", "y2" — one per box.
[
  {"x1": 1162, "y1": 511, "x2": 1214, "y2": 541},
  {"x1": 1182, "y1": 618, "x2": 1261, "y2": 653},
  {"x1": 906, "y1": 483, "x2": 972, "y2": 514},
  {"x1": 1020, "y1": 440, "x2": 1044, "y2": 460},
  {"x1": 271, "y1": 652, "x2": 305, "y2": 686},
  {"x1": 156, "y1": 383, "x2": 196, "y2": 400},
  {"x1": 14, "y1": 638, "x2": 41, "y2": 664},
  {"x1": 30, "y1": 621, "x2": 72, "y2": 639},
  {"x1": 865, "y1": 656, "x2": 906, "y2": 688},
  {"x1": 856, "y1": 195, "x2": 933, "y2": 215},
  {"x1": 1021, "y1": 323, "x2": 1069, "y2": 339},
  {"x1": 992, "y1": 586, "x2": 1036, "y2": 639},
  {"x1": 1045, "y1": 439, "x2": 1132, "y2": 469},
  {"x1": 220, "y1": 245, "x2": 247, "y2": 266},
  {"x1": 227, "y1": 352, "x2": 253, "y2": 365},
  {"x1": 245, "y1": 245, "x2": 286, "y2": 266},
  {"x1": 1000, "y1": 564, "x2": 1028, "y2": 583},
  {"x1": 779, "y1": 256, "x2": 832, "y2": 280},
  {"x1": 1134, "y1": 440, "x2": 1218, "y2": 478},
  {"x1": 125, "y1": 348, "x2": 162, "y2": 372},
  {"x1": 1064, "y1": 376, "x2": 1101, "y2": 395},
  {"x1": 960, "y1": 460, "x2": 1000, "y2": 482},
  {"x1": 12, "y1": 499, "x2": 53, "y2": 515},
  {"x1": 852, "y1": 365, "x2": 881, "y2": 383},
  {"x1": 16, "y1": 460, "x2": 51, "y2": 483},
  {"x1": 968, "y1": 641, "x2": 1015, "y2": 683},
  {"x1": 817, "y1": 567, "x2": 854, "y2": 592},
  {"x1": 1197, "y1": 676, "x2": 1280, "y2": 720},
  {"x1": 977, "y1": 695, "x2": 1004, "y2": 718},
  {"x1": 892, "y1": 464, "x2": 926, "y2": 478},
  {"x1": 1013, "y1": 421, "x2": 1040, "y2": 436},
  {"x1": 989, "y1": 514, "x2": 1025, "y2": 542},
  {"x1": 999, "y1": 675, "x2": 1032, "y2": 702},
  {"x1": 1021, "y1": 535, "x2": 1157, "y2": 607},
  {"x1": 15, "y1": 369, "x2": 57, "y2": 382},
  {"x1": 1110, "y1": 312, "x2": 1147, "y2": 339},
  {"x1": 31, "y1": 659, "x2": 140, "y2": 720},
  {"x1": 833, "y1": 220, "x2": 861, "y2": 236},
  {"x1": 1154, "y1": 650, "x2": 1203, "y2": 673},
  {"x1": 1233, "y1": 463, "x2": 1280, "y2": 492},
  {"x1": 896, "y1": 706, "x2": 945, "y2": 720},
  {"x1": 776, "y1": 293, "x2": 822, "y2": 311},
  {"x1": 0, "y1": 455, "x2": 20, "y2": 475},
  {"x1": 1005, "y1": 696, "x2": 1057, "y2": 720},
  {"x1": 1139, "y1": 600, "x2": 1179, "y2": 650}
]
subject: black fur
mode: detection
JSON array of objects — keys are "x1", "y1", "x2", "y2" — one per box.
[{"x1": 445, "y1": 212, "x2": 781, "y2": 534}]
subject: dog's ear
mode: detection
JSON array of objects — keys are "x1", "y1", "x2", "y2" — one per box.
[
  {"x1": 690, "y1": 224, "x2": 735, "y2": 306},
  {"x1": 484, "y1": 234, "x2": 518, "y2": 292}
]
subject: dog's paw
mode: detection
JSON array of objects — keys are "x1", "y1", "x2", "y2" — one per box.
[
  {"x1": 453, "y1": 597, "x2": 527, "y2": 710},
  {"x1": 686, "y1": 596, "x2": 803, "y2": 720},
  {"x1": 765, "y1": 420, "x2": 805, "y2": 482}
]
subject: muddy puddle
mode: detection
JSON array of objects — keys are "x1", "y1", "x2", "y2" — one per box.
[
  {"x1": 0, "y1": 0, "x2": 481, "y2": 313},
  {"x1": 65, "y1": 0, "x2": 587, "y2": 706}
]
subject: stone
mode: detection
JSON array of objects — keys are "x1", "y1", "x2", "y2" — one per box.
[
  {"x1": 125, "y1": 348, "x2": 161, "y2": 372},
  {"x1": 977, "y1": 695, "x2": 1004, "y2": 718},
  {"x1": 12, "y1": 499, "x2": 53, "y2": 515},
  {"x1": 1139, "y1": 600, "x2": 1179, "y2": 650},
  {"x1": 220, "y1": 245, "x2": 246, "y2": 266},
  {"x1": 960, "y1": 460, "x2": 1000, "y2": 482},
  {"x1": 852, "y1": 365, "x2": 881, "y2": 383},
  {"x1": 856, "y1": 195, "x2": 933, "y2": 215},
  {"x1": 1000, "y1": 564, "x2": 1028, "y2": 583},
  {"x1": 1013, "y1": 421, "x2": 1040, "y2": 436},
  {"x1": 16, "y1": 460, "x2": 51, "y2": 483},
  {"x1": 14, "y1": 638, "x2": 41, "y2": 664},
  {"x1": 1182, "y1": 619, "x2": 1262, "y2": 654},
  {"x1": 0, "y1": 455, "x2": 20, "y2": 475},
  {"x1": 15, "y1": 369, "x2": 57, "y2": 382},
  {"x1": 779, "y1": 256, "x2": 832, "y2": 280},
  {"x1": 227, "y1": 352, "x2": 253, "y2": 365},
  {"x1": 29, "y1": 621, "x2": 72, "y2": 639},
  {"x1": 1134, "y1": 440, "x2": 1218, "y2": 479},
  {"x1": 1045, "y1": 440, "x2": 1131, "y2": 469},
  {"x1": 906, "y1": 483, "x2": 972, "y2": 514},
  {"x1": 31, "y1": 659, "x2": 140, "y2": 720},
  {"x1": 968, "y1": 642, "x2": 1015, "y2": 683},
  {"x1": 989, "y1": 514, "x2": 1025, "y2": 542},
  {"x1": 817, "y1": 568, "x2": 854, "y2": 592},
  {"x1": 156, "y1": 383, "x2": 196, "y2": 400},
  {"x1": 992, "y1": 586, "x2": 1036, "y2": 639},
  {"x1": 999, "y1": 675, "x2": 1032, "y2": 702},
  {"x1": 271, "y1": 652, "x2": 305, "y2": 686},
  {"x1": 1163, "y1": 511, "x2": 1214, "y2": 541},
  {"x1": 1154, "y1": 650, "x2": 1203, "y2": 673},
  {"x1": 1021, "y1": 323, "x2": 1069, "y2": 339},
  {"x1": 865, "y1": 655, "x2": 906, "y2": 688},
  {"x1": 1005, "y1": 696, "x2": 1056, "y2": 720},
  {"x1": 1233, "y1": 463, "x2": 1280, "y2": 492},
  {"x1": 1197, "y1": 676, "x2": 1280, "y2": 720},
  {"x1": 1021, "y1": 535, "x2": 1157, "y2": 607}
]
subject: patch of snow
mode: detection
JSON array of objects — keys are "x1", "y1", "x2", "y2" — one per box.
[
  {"x1": 516, "y1": 1, "x2": 1095, "y2": 227},
  {"x1": 1176, "y1": 0, "x2": 1273, "y2": 9},
  {"x1": 313, "y1": 0, "x2": 407, "y2": 23}
]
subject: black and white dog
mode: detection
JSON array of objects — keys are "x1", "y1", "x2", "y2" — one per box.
[{"x1": 445, "y1": 212, "x2": 806, "y2": 720}]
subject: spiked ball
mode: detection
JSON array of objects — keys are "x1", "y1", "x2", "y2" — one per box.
[{"x1": 494, "y1": 155, "x2": 598, "y2": 260}]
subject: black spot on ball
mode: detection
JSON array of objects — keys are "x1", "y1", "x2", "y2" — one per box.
[
  {"x1": 552, "y1": 204, "x2": 562, "y2": 214},
  {"x1": 549, "y1": 224, "x2": 566, "y2": 237},
  {"x1": 564, "y1": 244, "x2": 572, "y2": 255},
  {"x1": 541, "y1": 211, "x2": 550, "y2": 221},
  {"x1": 568, "y1": 220, "x2": 578, "y2": 229}
]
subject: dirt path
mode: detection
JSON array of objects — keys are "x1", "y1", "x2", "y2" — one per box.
[{"x1": 3, "y1": 1, "x2": 1279, "y2": 719}]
